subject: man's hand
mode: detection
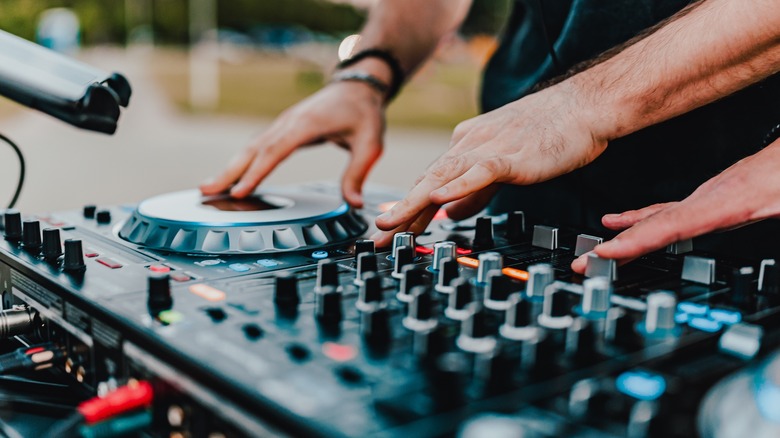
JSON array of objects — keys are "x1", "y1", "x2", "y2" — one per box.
[
  {"x1": 200, "y1": 82, "x2": 385, "y2": 208},
  {"x1": 571, "y1": 137, "x2": 780, "y2": 273},
  {"x1": 371, "y1": 82, "x2": 608, "y2": 247}
]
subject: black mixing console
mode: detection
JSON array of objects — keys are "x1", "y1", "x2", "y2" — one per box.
[{"x1": 0, "y1": 181, "x2": 779, "y2": 437}]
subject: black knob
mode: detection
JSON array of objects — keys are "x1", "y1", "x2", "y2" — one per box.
[
  {"x1": 505, "y1": 211, "x2": 525, "y2": 241},
  {"x1": 95, "y1": 210, "x2": 111, "y2": 224},
  {"x1": 42, "y1": 228, "x2": 63, "y2": 260},
  {"x1": 354, "y1": 239, "x2": 375, "y2": 257},
  {"x1": 461, "y1": 304, "x2": 491, "y2": 339},
  {"x1": 3, "y1": 210, "x2": 22, "y2": 242},
  {"x1": 392, "y1": 245, "x2": 414, "y2": 279},
  {"x1": 316, "y1": 259, "x2": 340, "y2": 291},
  {"x1": 472, "y1": 217, "x2": 494, "y2": 249},
  {"x1": 435, "y1": 257, "x2": 459, "y2": 293},
  {"x1": 315, "y1": 285, "x2": 342, "y2": 324},
  {"x1": 62, "y1": 239, "x2": 86, "y2": 272},
  {"x1": 147, "y1": 273, "x2": 172, "y2": 314},
  {"x1": 414, "y1": 325, "x2": 451, "y2": 362},
  {"x1": 354, "y1": 252, "x2": 378, "y2": 286},
  {"x1": 274, "y1": 271, "x2": 299, "y2": 307},
  {"x1": 474, "y1": 345, "x2": 517, "y2": 395},
  {"x1": 484, "y1": 270, "x2": 514, "y2": 310},
  {"x1": 22, "y1": 220, "x2": 42, "y2": 251},
  {"x1": 564, "y1": 317, "x2": 597, "y2": 363},
  {"x1": 83, "y1": 205, "x2": 97, "y2": 219},
  {"x1": 397, "y1": 265, "x2": 425, "y2": 302},
  {"x1": 357, "y1": 271, "x2": 383, "y2": 310},
  {"x1": 520, "y1": 329, "x2": 556, "y2": 374},
  {"x1": 445, "y1": 278, "x2": 473, "y2": 320},
  {"x1": 504, "y1": 293, "x2": 532, "y2": 329},
  {"x1": 731, "y1": 266, "x2": 755, "y2": 308},
  {"x1": 406, "y1": 286, "x2": 434, "y2": 323},
  {"x1": 428, "y1": 351, "x2": 469, "y2": 408},
  {"x1": 361, "y1": 305, "x2": 390, "y2": 346},
  {"x1": 605, "y1": 307, "x2": 639, "y2": 347}
]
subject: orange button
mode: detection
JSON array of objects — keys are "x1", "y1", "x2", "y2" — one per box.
[
  {"x1": 502, "y1": 267, "x2": 529, "y2": 282},
  {"x1": 457, "y1": 257, "x2": 480, "y2": 269},
  {"x1": 322, "y1": 342, "x2": 357, "y2": 362},
  {"x1": 188, "y1": 284, "x2": 226, "y2": 302}
]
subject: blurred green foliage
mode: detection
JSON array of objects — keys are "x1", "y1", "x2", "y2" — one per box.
[{"x1": 0, "y1": 0, "x2": 510, "y2": 45}]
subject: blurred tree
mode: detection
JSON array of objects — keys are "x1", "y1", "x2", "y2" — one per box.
[{"x1": 460, "y1": 0, "x2": 512, "y2": 37}]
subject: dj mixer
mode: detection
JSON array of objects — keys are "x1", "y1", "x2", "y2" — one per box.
[{"x1": 0, "y1": 181, "x2": 779, "y2": 437}]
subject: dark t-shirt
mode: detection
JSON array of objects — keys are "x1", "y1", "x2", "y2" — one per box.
[{"x1": 482, "y1": 0, "x2": 780, "y2": 259}]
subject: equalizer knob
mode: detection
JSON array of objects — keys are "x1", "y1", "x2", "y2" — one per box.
[
  {"x1": 83, "y1": 205, "x2": 97, "y2": 219},
  {"x1": 3, "y1": 210, "x2": 22, "y2": 242},
  {"x1": 96, "y1": 210, "x2": 112, "y2": 224},
  {"x1": 357, "y1": 272, "x2": 383, "y2": 311},
  {"x1": 397, "y1": 265, "x2": 426, "y2": 303},
  {"x1": 499, "y1": 294, "x2": 536, "y2": 341},
  {"x1": 316, "y1": 259, "x2": 341, "y2": 292},
  {"x1": 525, "y1": 263, "x2": 554, "y2": 299},
  {"x1": 505, "y1": 211, "x2": 525, "y2": 241},
  {"x1": 564, "y1": 317, "x2": 597, "y2": 364},
  {"x1": 435, "y1": 257, "x2": 459, "y2": 294},
  {"x1": 456, "y1": 304, "x2": 497, "y2": 354},
  {"x1": 431, "y1": 241, "x2": 456, "y2": 272},
  {"x1": 354, "y1": 239, "x2": 375, "y2": 258},
  {"x1": 392, "y1": 232, "x2": 416, "y2": 259},
  {"x1": 538, "y1": 286, "x2": 574, "y2": 329},
  {"x1": 354, "y1": 252, "x2": 378, "y2": 286},
  {"x1": 392, "y1": 246, "x2": 414, "y2": 279},
  {"x1": 581, "y1": 276, "x2": 612, "y2": 317},
  {"x1": 63, "y1": 239, "x2": 86, "y2": 272},
  {"x1": 42, "y1": 228, "x2": 63, "y2": 260},
  {"x1": 641, "y1": 291, "x2": 677, "y2": 337},
  {"x1": 445, "y1": 278, "x2": 473, "y2": 320},
  {"x1": 476, "y1": 252, "x2": 502, "y2": 284},
  {"x1": 22, "y1": 220, "x2": 42, "y2": 252},
  {"x1": 315, "y1": 285, "x2": 342, "y2": 324},
  {"x1": 403, "y1": 286, "x2": 437, "y2": 331},
  {"x1": 147, "y1": 273, "x2": 172, "y2": 315},
  {"x1": 274, "y1": 271, "x2": 299, "y2": 308},
  {"x1": 361, "y1": 305, "x2": 390, "y2": 346},
  {"x1": 472, "y1": 217, "x2": 494, "y2": 249},
  {"x1": 484, "y1": 270, "x2": 514, "y2": 311}
]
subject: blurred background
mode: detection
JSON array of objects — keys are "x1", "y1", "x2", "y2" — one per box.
[{"x1": 0, "y1": 0, "x2": 510, "y2": 213}]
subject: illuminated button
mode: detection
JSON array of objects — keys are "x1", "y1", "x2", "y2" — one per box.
[
  {"x1": 502, "y1": 267, "x2": 529, "y2": 282},
  {"x1": 709, "y1": 309, "x2": 742, "y2": 325},
  {"x1": 84, "y1": 249, "x2": 99, "y2": 258},
  {"x1": 689, "y1": 317, "x2": 723, "y2": 333},
  {"x1": 311, "y1": 251, "x2": 329, "y2": 259},
  {"x1": 457, "y1": 257, "x2": 480, "y2": 269},
  {"x1": 149, "y1": 265, "x2": 171, "y2": 273},
  {"x1": 157, "y1": 310, "x2": 184, "y2": 325},
  {"x1": 189, "y1": 284, "x2": 226, "y2": 302},
  {"x1": 678, "y1": 301, "x2": 708, "y2": 316},
  {"x1": 170, "y1": 273, "x2": 192, "y2": 282},
  {"x1": 456, "y1": 248, "x2": 472, "y2": 255},
  {"x1": 228, "y1": 263, "x2": 251, "y2": 273},
  {"x1": 415, "y1": 246, "x2": 433, "y2": 255},
  {"x1": 256, "y1": 259, "x2": 279, "y2": 268},
  {"x1": 616, "y1": 371, "x2": 666, "y2": 401},
  {"x1": 675, "y1": 312, "x2": 690, "y2": 324},
  {"x1": 96, "y1": 258, "x2": 122, "y2": 269},
  {"x1": 195, "y1": 259, "x2": 223, "y2": 267},
  {"x1": 322, "y1": 342, "x2": 357, "y2": 362}
]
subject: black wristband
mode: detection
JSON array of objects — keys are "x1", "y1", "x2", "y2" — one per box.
[{"x1": 336, "y1": 48, "x2": 405, "y2": 102}]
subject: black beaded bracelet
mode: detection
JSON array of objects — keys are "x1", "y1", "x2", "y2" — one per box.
[{"x1": 336, "y1": 48, "x2": 405, "y2": 102}]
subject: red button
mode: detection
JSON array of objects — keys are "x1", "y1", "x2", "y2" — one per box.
[
  {"x1": 415, "y1": 246, "x2": 433, "y2": 255},
  {"x1": 322, "y1": 342, "x2": 357, "y2": 362},
  {"x1": 96, "y1": 258, "x2": 122, "y2": 269},
  {"x1": 84, "y1": 249, "x2": 99, "y2": 258},
  {"x1": 456, "y1": 248, "x2": 472, "y2": 255},
  {"x1": 171, "y1": 273, "x2": 192, "y2": 282},
  {"x1": 149, "y1": 265, "x2": 171, "y2": 273}
]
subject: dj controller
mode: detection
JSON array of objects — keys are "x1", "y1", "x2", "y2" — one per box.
[{"x1": 0, "y1": 181, "x2": 779, "y2": 437}]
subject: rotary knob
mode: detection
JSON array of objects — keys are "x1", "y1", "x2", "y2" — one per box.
[
  {"x1": 564, "y1": 317, "x2": 597, "y2": 364},
  {"x1": 315, "y1": 259, "x2": 340, "y2": 292},
  {"x1": 525, "y1": 263, "x2": 554, "y2": 299},
  {"x1": 354, "y1": 252, "x2": 378, "y2": 286},
  {"x1": 472, "y1": 217, "x2": 494, "y2": 249},
  {"x1": 147, "y1": 273, "x2": 172, "y2": 315},
  {"x1": 499, "y1": 294, "x2": 536, "y2": 341},
  {"x1": 315, "y1": 285, "x2": 343, "y2": 325},
  {"x1": 83, "y1": 205, "x2": 97, "y2": 219},
  {"x1": 361, "y1": 305, "x2": 391, "y2": 347},
  {"x1": 22, "y1": 220, "x2": 42, "y2": 252},
  {"x1": 435, "y1": 257, "x2": 459, "y2": 294},
  {"x1": 392, "y1": 246, "x2": 414, "y2": 279},
  {"x1": 96, "y1": 210, "x2": 112, "y2": 224},
  {"x1": 3, "y1": 210, "x2": 22, "y2": 242},
  {"x1": 538, "y1": 286, "x2": 574, "y2": 330},
  {"x1": 357, "y1": 271, "x2": 383, "y2": 311},
  {"x1": 392, "y1": 232, "x2": 416, "y2": 259},
  {"x1": 456, "y1": 304, "x2": 497, "y2": 354},
  {"x1": 581, "y1": 276, "x2": 612, "y2": 317},
  {"x1": 63, "y1": 239, "x2": 86, "y2": 272},
  {"x1": 642, "y1": 291, "x2": 677, "y2": 336},
  {"x1": 42, "y1": 228, "x2": 63, "y2": 260},
  {"x1": 403, "y1": 286, "x2": 437, "y2": 332},
  {"x1": 431, "y1": 241, "x2": 456, "y2": 272},
  {"x1": 354, "y1": 239, "x2": 375, "y2": 258},
  {"x1": 484, "y1": 270, "x2": 514, "y2": 311},
  {"x1": 505, "y1": 211, "x2": 525, "y2": 241},
  {"x1": 445, "y1": 278, "x2": 473, "y2": 320},
  {"x1": 397, "y1": 266, "x2": 426, "y2": 303},
  {"x1": 476, "y1": 252, "x2": 502, "y2": 284},
  {"x1": 274, "y1": 271, "x2": 299, "y2": 308}
]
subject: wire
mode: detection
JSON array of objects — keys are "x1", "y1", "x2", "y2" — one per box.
[
  {"x1": 0, "y1": 133, "x2": 25, "y2": 209},
  {"x1": 536, "y1": 0, "x2": 563, "y2": 74}
]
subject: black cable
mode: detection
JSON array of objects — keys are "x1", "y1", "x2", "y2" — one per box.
[
  {"x1": 536, "y1": 0, "x2": 563, "y2": 74},
  {"x1": 0, "y1": 133, "x2": 25, "y2": 209}
]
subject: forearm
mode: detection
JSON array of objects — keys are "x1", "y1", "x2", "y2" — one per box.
[
  {"x1": 342, "y1": 0, "x2": 472, "y2": 86},
  {"x1": 570, "y1": 0, "x2": 780, "y2": 141}
]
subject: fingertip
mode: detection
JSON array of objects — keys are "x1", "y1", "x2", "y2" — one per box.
[
  {"x1": 344, "y1": 189, "x2": 364, "y2": 209},
  {"x1": 229, "y1": 183, "x2": 252, "y2": 199},
  {"x1": 570, "y1": 254, "x2": 588, "y2": 273}
]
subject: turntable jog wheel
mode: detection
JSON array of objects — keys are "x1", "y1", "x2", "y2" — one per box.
[{"x1": 119, "y1": 188, "x2": 367, "y2": 254}]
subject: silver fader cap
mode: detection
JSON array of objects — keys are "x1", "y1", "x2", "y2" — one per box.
[
  {"x1": 432, "y1": 241, "x2": 457, "y2": 272},
  {"x1": 584, "y1": 254, "x2": 617, "y2": 281},
  {"x1": 525, "y1": 263, "x2": 554, "y2": 299},
  {"x1": 392, "y1": 232, "x2": 416, "y2": 259},
  {"x1": 476, "y1": 252, "x2": 502, "y2": 284},
  {"x1": 532, "y1": 225, "x2": 559, "y2": 250},
  {"x1": 644, "y1": 291, "x2": 677, "y2": 335},
  {"x1": 681, "y1": 255, "x2": 715, "y2": 285},
  {"x1": 574, "y1": 234, "x2": 603, "y2": 257},
  {"x1": 582, "y1": 276, "x2": 612, "y2": 316}
]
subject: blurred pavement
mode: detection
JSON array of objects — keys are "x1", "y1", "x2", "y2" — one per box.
[{"x1": 0, "y1": 47, "x2": 453, "y2": 214}]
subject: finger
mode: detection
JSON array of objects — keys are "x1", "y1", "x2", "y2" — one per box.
[
  {"x1": 429, "y1": 156, "x2": 509, "y2": 205},
  {"x1": 200, "y1": 148, "x2": 257, "y2": 195},
  {"x1": 230, "y1": 128, "x2": 310, "y2": 198},
  {"x1": 601, "y1": 202, "x2": 678, "y2": 230},
  {"x1": 341, "y1": 133, "x2": 382, "y2": 208},
  {"x1": 375, "y1": 154, "x2": 472, "y2": 230},
  {"x1": 443, "y1": 185, "x2": 498, "y2": 221},
  {"x1": 370, "y1": 205, "x2": 440, "y2": 248}
]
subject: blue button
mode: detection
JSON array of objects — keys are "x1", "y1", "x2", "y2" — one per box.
[
  {"x1": 678, "y1": 301, "x2": 708, "y2": 315},
  {"x1": 709, "y1": 309, "x2": 742, "y2": 325},
  {"x1": 616, "y1": 371, "x2": 666, "y2": 401},
  {"x1": 228, "y1": 263, "x2": 251, "y2": 273},
  {"x1": 675, "y1": 312, "x2": 690, "y2": 324},
  {"x1": 195, "y1": 259, "x2": 223, "y2": 267},
  {"x1": 256, "y1": 259, "x2": 279, "y2": 268},
  {"x1": 689, "y1": 317, "x2": 723, "y2": 333},
  {"x1": 311, "y1": 251, "x2": 329, "y2": 259}
]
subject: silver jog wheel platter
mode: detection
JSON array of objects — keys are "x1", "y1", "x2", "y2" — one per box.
[{"x1": 118, "y1": 187, "x2": 368, "y2": 254}]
